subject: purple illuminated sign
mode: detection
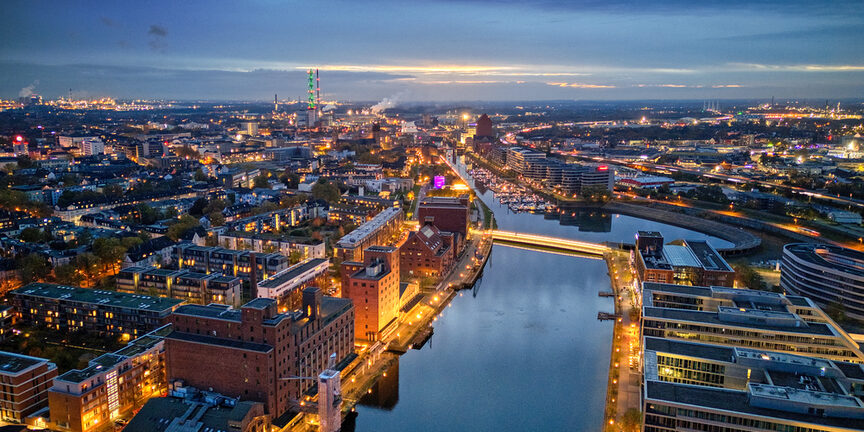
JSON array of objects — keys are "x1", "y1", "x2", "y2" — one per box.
[{"x1": 433, "y1": 176, "x2": 446, "y2": 189}]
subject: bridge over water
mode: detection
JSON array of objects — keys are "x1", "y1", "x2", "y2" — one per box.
[{"x1": 475, "y1": 229, "x2": 611, "y2": 256}]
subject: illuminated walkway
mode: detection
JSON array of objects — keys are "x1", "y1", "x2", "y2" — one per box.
[{"x1": 476, "y1": 229, "x2": 611, "y2": 256}]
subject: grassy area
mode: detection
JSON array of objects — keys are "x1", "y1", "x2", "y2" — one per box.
[{"x1": 407, "y1": 185, "x2": 422, "y2": 218}]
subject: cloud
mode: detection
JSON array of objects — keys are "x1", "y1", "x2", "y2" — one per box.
[
  {"x1": 148, "y1": 24, "x2": 167, "y2": 51},
  {"x1": 547, "y1": 82, "x2": 615, "y2": 89},
  {"x1": 729, "y1": 63, "x2": 864, "y2": 72},
  {"x1": 100, "y1": 17, "x2": 115, "y2": 27},
  {"x1": 147, "y1": 25, "x2": 167, "y2": 37}
]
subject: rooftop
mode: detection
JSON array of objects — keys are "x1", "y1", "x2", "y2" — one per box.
[
  {"x1": 643, "y1": 307, "x2": 835, "y2": 336},
  {"x1": 0, "y1": 351, "x2": 51, "y2": 375},
  {"x1": 124, "y1": 395, "x2": 263, "y2": 432},
  {"x1": 257, "y1": 258, "x2": 328, "y2": 289},
  {"x1": 12, "y1": 283, "x2": 184, "y2": 313},
  {"x1": 784, "y1": 243, "x2": 864, "y2": 279},
  {"x1": 336, "y1": 207, "x2": 402, "y2": 248},
  {"x1": 646, "y1": 381, "x2": 864, "y2": 427}
]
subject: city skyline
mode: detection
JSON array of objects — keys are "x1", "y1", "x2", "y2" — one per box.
[{"x1": 2, "y1": 0, "x2": 863, "y2": 101}]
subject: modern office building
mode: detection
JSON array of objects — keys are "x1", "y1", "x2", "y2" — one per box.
[
  {"x1": 642, "y1": 282, "x2": 864, "y2": 363},
  {"x1": 256, "y1": 258, "x2": 330, "y2": 310},
  {"x1": 0, "y1": 352, "x2": 57, "y2": 423},
  {"x1": 643, "y1": 337, "x2": 864, "y2": 431},
  {"x1": 46, "y1": 325, "x2": 172, "y2": 432},
  {"x1": 11, "y1": 283, "x2": 184, "y2": 338},
  {"x1": 505, "y1": 147, "x2": 546, "y2": 174},
  {"x1": 634, "y1": 231, "x2": 735, "y2": 287},
  {"x1": 116, "y1": 266, "x2": 242, "y2": 307},
  {"x1": 335, "y1": 207, "x2": 403, "y2": 262},
  {"x1": 172, "y1": 243, "x2": 289, "y2": 285},
  {"x1": 164, "y1": 291, "x2": 354, "y2": 418},
  {"x1": 781, "y1": 243, "x2": 864, "y2": 320},
  {"x1": 399, "y1": 223, "x2": 455, "y2": 277},
  {"x1": 341, "y1": 246, "x2": 400, "y2": 342},
  {"x1": 416, "y1": 195, "x2": 470, "y2": 240}
]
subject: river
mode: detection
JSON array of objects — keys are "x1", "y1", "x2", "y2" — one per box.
[{"x1": 347, "y1": 160, "x2": 731, "y2": 432}]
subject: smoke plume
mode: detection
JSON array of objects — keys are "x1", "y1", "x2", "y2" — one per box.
[
  {"x1": 370, "y1": 93, "x2": 404, "y2": 114},
  {"x1": 19, "y1": 80, "x2": 39, "y2": 98}
]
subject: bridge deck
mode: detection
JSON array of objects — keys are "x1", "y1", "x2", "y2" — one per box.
[{"x1": 478, "y1": 230, "x2": 611, "y2": 255}]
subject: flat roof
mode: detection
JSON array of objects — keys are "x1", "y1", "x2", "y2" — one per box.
[
  {"x1": 646, "y1": 381, "x2": 864, "y2": 429},
  {"x1": 643, "y1": 307, "x2": 835, "y2": 336},
  {"x1": 336, "y1": 207, "x2": 402, "y2": 248},
  {"x1": 686, "y1": 240, "x2": 733, "y2": 272},
  {"x1": 643, "y1": 282, "x2": 713, "y2": 297},
  {"x1": 0, "y1": 351, "x2": 50, "y2": 375},
  {"x1": 257, "y1": 258, "x2": 328, "y2": 289},
  {"x1": 663, "y1": 245, "x2": 701, "y2": 268},
  {"x1": 124, "y1": 396, "x2": 261, "y2": 432},
  {"x1": 784, "y1": 243, "x2": 864, "y2": 278},
  {"x1": 165, "y1": 331, "x2": 273, "y2": 353},
  {"x1": 13, "y1": 283, "x2": 184, "y2": 313},
  {"x1": 644, "y1": 337, "x2": 735, "y2": 363}
]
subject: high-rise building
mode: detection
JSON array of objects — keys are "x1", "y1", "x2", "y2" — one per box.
[
  {"x1": 341, "y1": 246, "x2": 400, "y2": 342},
  {"x1": 781, "y1": 243, "x2": 864, "y2": 320},
  {"x1": 80, "y1": 139, "x2": 104, "y2": 156},
  {"x1": 164, "y1": 291, "x2": 354, "y2": 417}
]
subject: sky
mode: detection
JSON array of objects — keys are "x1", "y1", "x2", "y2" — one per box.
[{"x1": 1, "y1": 0, "x2": 863, "y2": 102}]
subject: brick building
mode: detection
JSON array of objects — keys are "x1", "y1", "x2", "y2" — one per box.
[
  {"x1": 341, "y1": 246, "x2": 400, "y2": 342},
  {"x1": 0, "y1": 352, "x2": 57, "y2": 423},
  {"x1": 164, "y1": 291, "x2": 354, "y2": 418},
  {"x1": 399, "y1": 224, "x2": 455, "y2": 278},
  {"x1": 416, "y1": 196, "x2": 469, "y2": 246},
  {"x1": 633, "y1": 231, "x2": 734, "y2": 287},
  {"x1": 46, "y1": 325, "x2": 172, "y2": 432}
]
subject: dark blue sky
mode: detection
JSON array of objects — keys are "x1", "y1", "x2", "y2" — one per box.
[{"x1": 1, "y1": 0, "x2": 862, "y2": 101}]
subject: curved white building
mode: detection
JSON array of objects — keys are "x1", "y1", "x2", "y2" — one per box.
[{"x1": 781, "y1": 243, "x2": 864, "y2": 320}]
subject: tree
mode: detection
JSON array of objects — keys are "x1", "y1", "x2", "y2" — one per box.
[
  {"x1": 208, "y1": 211, "x2": 225, "y2": 227},
  {"x1": 55, "y1": 263, "x2": 84, "y2": 286},
  {"x1": 61, "y1": 173, "x2": 82, "y2": 186},
  {"x1": 582, "y1": 185, "x2": 612, "y2": 203},
  {"x1": 253, "y1": 174, "x2": 270, "y2": 189},
  {"x1": 732, "y1": 264, "x2": 766, "y2": 290},
  {"x1": 312, "y1": 180, "x2": 341, "y2": 203},
  {"x1": 166, "y1": 215, "x2": 201, "y2": 241},
  {"x1": 288, "y1": 250, "x2": 303, "y2": 265},
  {"x1": 18, "y1": 254, "x2": 49, "y2": 284},
  {"x1": 136, "y1": 203, "x2": 159, "y2": 224},
  {"x1": 189, "y1": 198, "x2": 208, "y2": 217},
  {"x1": 92, "y1": 238, "x2": 129, "y2": 275},
  {"x1": 193, "y1": 168, "x2": 208, "y2": 181},
  {"x1": 280, "y1": 172, "x2": 300, "y2": 189},
  {"x1": 19, "y1": 227, "x2": 48, "y2": 243},
  {"x1": 619, "y1": 408, "x2": 642, "y2": 432},
  {"x1": 73, "y1": 253, "x2": 101, "y2": 287}
]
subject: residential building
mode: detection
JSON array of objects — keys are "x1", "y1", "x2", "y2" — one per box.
[
  {"x1": 341, "y1": 246, "x2": 400, "y2": 342},
  {"x1": 172, "y1": 243, "x2": 289, "y2": 285},
  {"x1": 116, "y1": 266, "x2": 242, "y2": 307},
  {"x1": 164, "y1": 291, "x2": 354, "y2": 417},
  {"x1": 256, "y1": 258, "x2": 330, "y2": 310},
  {"x1": 642, "y1": 282, "x2": 864, "y2": 363},
  {"x1": 0, "y1": 352, "x2": 57, "y2": 423},
  {"x1": 217, "y1": 232, "x2": 326, "y2": 259},
  {"x1": 11, "y1": 283, "x2": 184, "y2": 338},
  {"x1": 45, "y1": 325, "x2": 172, "y2": 432},
  {"x1": 335, "y1": 207, "x2": 403, "y2": 262},
  {"x1": 781, "y1": 243, "x2": 864, "y2": 320}
]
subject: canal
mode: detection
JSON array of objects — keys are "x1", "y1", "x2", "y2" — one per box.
[{"x1": 347, "y1": 161, "x2": 731, "y2": 432}]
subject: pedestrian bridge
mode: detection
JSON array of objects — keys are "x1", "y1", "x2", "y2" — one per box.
[{"x1": 477, "y1": 230, "x2": 611, "y2": 256}]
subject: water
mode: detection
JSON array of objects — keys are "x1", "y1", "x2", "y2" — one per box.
[{"x1": 349, "y1": 160, "x2": 731, "y2": 432}]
